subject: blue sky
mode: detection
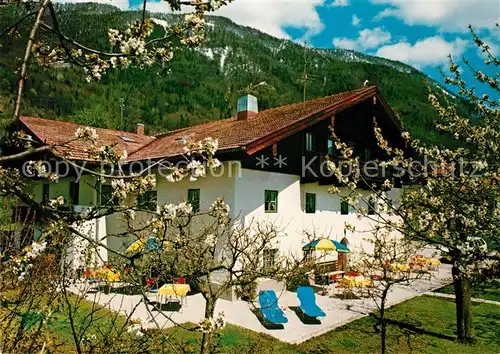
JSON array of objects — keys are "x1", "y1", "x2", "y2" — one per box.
[{"x1": 76, "y1": 0, "x2": 500, "y2": 94}]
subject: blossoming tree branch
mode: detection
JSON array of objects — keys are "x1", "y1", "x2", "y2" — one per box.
[
  {"x1": 0, "y1": 1, "x2": 306, "y2": 353},
  {"x1": 10, "y1": 0, "x2": 233, "y2": 120},
  {"x1": 326, "y1": 25, "x2": 499, "y2": 344}
]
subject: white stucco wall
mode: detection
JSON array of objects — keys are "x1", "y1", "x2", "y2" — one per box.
[
  {"x1": 27, "y1": 161, "x2": 403, "y2": 268},
  {"x1": 29, "y1": 176, "x2": 109, "y2": 268},
  {"x1": 300, "y1": 183, "x2": 401, "y2": 255},
  {"x1": 156, "y1": 162, "x2": 238, "y2": 212},
  {"x1": 233, "y1": 168, "x2": 303, "y2": 255},
  {"x1": 232, "y1": 168, "x2": 403, "y2": 261},
  {"x1": 30, "y1": 174, "x2": 98, "y2": 206}
]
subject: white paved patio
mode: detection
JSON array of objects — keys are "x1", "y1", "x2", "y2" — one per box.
[{"x1": 74, "y1": 264, "x2": 452, "y2": 344}]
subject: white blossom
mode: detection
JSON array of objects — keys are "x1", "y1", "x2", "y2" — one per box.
[
  {"x1": 401, "y1": 131, "x2": 411, "y2": 140},
  {"x1": 187, "y1": 160, "x2": 206, "y2": 180},
  {"x1": 198, "y1": 312, "x2": 226, "y2": 333},
  {"x1": 123, "y1": 209, "x2": 136, "y2": 220},
  {"x1": 26, "y1": 160, "x2": 48, "y2": 177},
  {"x1": 209, "y1": 197, "x2": 231, "y2": 224},
  {"x1": 48, "y1": 196, "x2": 65, "y2": 208},
  {"x1": 166, "y1": 167, "x2": 187, "y2": 183},
  {"x1": 205, "y1": 234, "x2": 217, "y2": 247},
  {"x1": 25, "y1": 241, "x2": 47, "y2": 259},
  {"x1": 382, "y1": 179, "x2": 393, "y2": 190},
  {"x1": 207, "y1": 157, "x2": 221, "y2": 169},
  {"x1": 159, "y1": 202, "x2": 193, "y2": 221},
  {"x1": 75, "y1": 127, "x2": 98, "y2": 142},
  {"x1": 126, "y1": 323, "x2": 144, "y2": 338}
]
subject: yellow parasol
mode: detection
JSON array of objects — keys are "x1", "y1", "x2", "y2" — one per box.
[{"x1": 314, "y1": 238, "x2": 337, "y2": 252}]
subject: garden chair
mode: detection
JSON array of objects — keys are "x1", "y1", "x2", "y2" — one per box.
[
  {"x1": 296, "y1": 286, "x2": 326, "y2": 319},
  {"x1": 258, "y1": 290, "x2": 288, "y2": 326}
]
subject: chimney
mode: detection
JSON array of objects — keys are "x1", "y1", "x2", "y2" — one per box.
[
  {"x1": 237, "y1": 95, "x2": 258, "y2": 120},
  {"x1": 136, "y1": 123, "x2": 145, "y2": 135}
]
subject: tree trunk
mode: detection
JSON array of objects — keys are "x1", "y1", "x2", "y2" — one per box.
[
  {"x1": 452, "y1": 263, "x2": 465, "y2": 341},
  {"x1": 381, "y1": 311, "x2": 387, "y2": 354},
  {"x1": 462, "y1": 278, "x2": 474, "y2": 342},
  {"x1": 380, "y1": 288, "x2": 389, "y2": 354},
  {"x1": 200, "y1": 298, "x2": 216, "y2": 354},
  {"x1": 452, "y1": 260, "x2": 474, "y2": 342},
  {"x1": 14, "y1": 0, "x2": 52, "y2": 121}
]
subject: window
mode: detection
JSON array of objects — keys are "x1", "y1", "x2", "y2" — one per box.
[
  {"x1": 368, "y1": 197, "x2": 376, "y2": 215},
  {"x1": 348, "y1": 141, "x2": 355, "y2": 156},
  {"x1": 305, "y1": 132, "x2": 315, "y2": 152},
  {"x1": 42, "y1": 183, "x2": 50, "y2": 203},
  {"x1": 341, "y1": 200, "x2": 349, "y2": 215},
  {"x1": 327, "y1": 138, "x2": 335, "y2": 156},
  {"x1": 305, "y1": 193, "x2": 316, "y2": 214},
  {"x1": 188, "y1": 189, "x2": 200, "y2": 212},
  {"x1": 119, "y1": 136, "x2": 135, "y2": 143},
  {"x1": 69, "y1": 181, "x2": 79, "y2": 205},
  {"x1": 364, "y1": 148, "x2": 371, "y2": 161},
  {"x1": 100, "y1": 185, "x2": 119, "y2": 207},
  {"x1": 137, "y1": 191, "x2": 157, "y2": 211},
  {"x1": 263, "y1": 249, "x2": 278, "y2": 268},
  {"x1": 264, "y1": 190, "x2": 278, "y2": 213}
]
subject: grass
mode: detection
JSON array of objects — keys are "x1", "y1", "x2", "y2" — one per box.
[
  {"x1": 435, "y1": 280, "x2": 500, "y2": 302},
  {"x1": 300, "y1": 295, "x2": 500, "y2": 354},
  {"x1": 42, "y1": 295, "x2": 500, "y2": 353},
  {"x1": 47, "y1": 295, "x2": 129, "y2": 351}
]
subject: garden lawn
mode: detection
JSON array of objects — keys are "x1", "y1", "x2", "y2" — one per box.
[
  {"x1": 300, "y1": 295, "x2": 500, "y2": 354},
  {"x1": 45, "y1": 295, "x2": 500, "y2": 353},
  {"x1": 435, "y1": 279, "x2": 500, "y2": 302},
  {"x1": 47, "y1": 295, "x2": 129, "y2": 350}
]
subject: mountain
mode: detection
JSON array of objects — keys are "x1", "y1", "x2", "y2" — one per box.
[{"x1": 0, "y1": 3, "x2": 462, "y2": 145}]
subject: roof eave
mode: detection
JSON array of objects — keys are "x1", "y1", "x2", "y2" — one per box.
[
  {"x1": 126, "y1": 146, "x2": 246, "y2": 163},
  {"x1": 244, "y1": 86, "x2": 378, "y2": 155},
  {"x1": 19, "y1": 117, "x2": 46, "y2": 145},
  {"x1": 375, "y1": 90, "x2": 403, "y2": 131}
]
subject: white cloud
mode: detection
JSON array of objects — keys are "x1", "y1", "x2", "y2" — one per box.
[
  {"x1": 375, "y1": 36, "x2": 469, "y2": 68},
  {"x1": 332, "y1": 37, "x2": 358, "y2": 50},
  {"x1": 217, "y1": 1, "x2": 325, "y2": 39},
  {"x1": 145, "y1": 1, "x2": 178, "y2": 13},
  {"x1": 476, "y1": 35, "x2": 500, "y2": 59},
  {"x1": 331, "y1": 0, "x2": 349, "y2": 6},
  {"x1": 333, "y1": 27, "x2": 391, "y2": 51},
  {"x1": 480, "y1": 27, "x2": 500, "y2": 57},
  {"x1": 371, "y1": 0, "x2": 500, "y2": 32},
  {"x1": 352, "y1": 14, "x2": 361, "y2": 27},
  {"x1": 57, "y1": 0, "x2": 129, "y2": 10},
  {"x1": 145, "y1": 0, "x2": 326, "y2": 39},
  {"x1": 358, "y1": 27, "x2": 391, "y2": 49}
]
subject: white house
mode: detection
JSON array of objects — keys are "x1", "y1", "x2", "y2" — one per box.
[{"x1": 17, "y1": 86, "x2": 408, "y2": 271}]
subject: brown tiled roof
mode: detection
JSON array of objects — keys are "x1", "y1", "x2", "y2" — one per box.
[
  {"x1": 128, "y1": 86, "x2": 379, "y2": 161},
  {"x1": 20, "y1": 86, "x2": 382, "y2": 162},
  {"x1": 19, "y1": 116, "x2": 155, "y2": 161}
]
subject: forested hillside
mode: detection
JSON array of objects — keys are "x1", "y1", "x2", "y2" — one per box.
[{"x1": 0, "y1": 3, "x2": 461, "y2": 144}]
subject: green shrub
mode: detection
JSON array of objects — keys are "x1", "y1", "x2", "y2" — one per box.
[
  {"x1": 236, "y1": 280, "x2": 258, "y2": 301},
  {"x1": 286, "y1": 266, "x2": 313, "y2": 291}
]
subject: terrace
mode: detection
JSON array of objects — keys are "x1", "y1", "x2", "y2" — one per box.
[{"x1": 72, "y1": 264, "x2": 452, "y2": 344}]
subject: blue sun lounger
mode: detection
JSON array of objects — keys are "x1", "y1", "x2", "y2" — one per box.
[
  {"x1": 258, "y1": 290, "x2": 288, "y2": 325},
  {"x1": 297, "y1": 286, "x2": 326, "y2": 318}
]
